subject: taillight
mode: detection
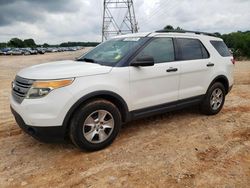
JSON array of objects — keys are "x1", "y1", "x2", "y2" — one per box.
[{"x1": 231, "y1": 58, "x2": 235, "y2": 65}]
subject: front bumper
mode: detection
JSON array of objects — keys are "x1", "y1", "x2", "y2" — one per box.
[
  {"x1": 10, "y1": 86, "x2": 74, "y2": 127},
  {"x1": 11, "y1": 107, "x2": 66, "y2": 143}
]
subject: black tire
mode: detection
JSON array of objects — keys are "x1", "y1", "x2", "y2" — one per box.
[
  {"x1": 200, "y1": 82, "x2": 226, "y2": 115},
  {"x1": 69, "y1": 99, "x2": 121, "y2": 151}
]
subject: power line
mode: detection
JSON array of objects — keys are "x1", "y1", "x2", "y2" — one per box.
[
  {"x1": 102, "y1": 0, "x2": 138, "y2": 41},
  {"x1": 150, "y1": 0, "x2": 180, "y2": 29},
  {"x1": 139, "y1": 0, "x2": 181, "y2": 30},
  {"x1": 138, "y1": 0, "x2": 170, "y2": 26}
]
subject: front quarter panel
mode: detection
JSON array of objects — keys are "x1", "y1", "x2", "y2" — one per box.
[{"x1": 68, "y1": 66, "x2": 130, "y2": 110}]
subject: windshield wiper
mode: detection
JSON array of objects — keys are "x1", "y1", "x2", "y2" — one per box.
[{"x1": 77, "y1": 57, "x2": 96, "y2": 63}]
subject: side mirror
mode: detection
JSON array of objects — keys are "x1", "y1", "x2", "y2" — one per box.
[{"x1": 131, "y1": 56, "x2": 155, "y2": 67}]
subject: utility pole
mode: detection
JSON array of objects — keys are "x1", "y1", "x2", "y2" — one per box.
[{"x1": 102, "y1": 0, "x2": 138, "y2": 41}]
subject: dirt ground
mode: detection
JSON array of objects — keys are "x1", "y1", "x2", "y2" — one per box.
[{"x1": 0, "y1": 50, "x2": 249, "y2": 188}]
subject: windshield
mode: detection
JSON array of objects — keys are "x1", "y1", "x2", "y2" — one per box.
[{"x1": 78, "y1": 37, "x2": 145, "y2": 66}]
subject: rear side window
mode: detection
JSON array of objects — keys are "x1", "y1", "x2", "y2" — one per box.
[
  {"x1": 176, "y1": 38, "x2": 209, "y2": 60},
  {"x1": 210, "y1": 40, "x2": 231, "y2": 57},
  {"x1": 136, "y1": 38, "x2": 175, "y2": 63}
]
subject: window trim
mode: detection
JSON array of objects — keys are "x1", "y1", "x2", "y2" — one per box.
[
  {"x1": 200, "y1": 41, "x2": 210, "y2": 59},
  {"x1": 174, "y1": 37, "x2": 210, "y2": 61}
]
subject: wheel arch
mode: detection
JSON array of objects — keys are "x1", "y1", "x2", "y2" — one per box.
[
  {"x1": 208, "y1": 75, "x2": 229, "y2": 94},
  {"x1": 62, "y1": 90, "x2": 130, "y2": 134}
]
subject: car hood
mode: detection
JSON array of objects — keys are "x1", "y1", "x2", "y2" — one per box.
[{"x1": 17, "y1": 60, "x2": 112, "y2": 80}]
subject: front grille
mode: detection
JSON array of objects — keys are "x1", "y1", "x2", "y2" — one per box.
[{"x1": 12, "y1": 76, "x2": 34, "y2": 104}]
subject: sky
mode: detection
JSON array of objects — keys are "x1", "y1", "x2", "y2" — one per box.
[{"x1": 0, "y1": 0, "x2": 249, "y2": 44}]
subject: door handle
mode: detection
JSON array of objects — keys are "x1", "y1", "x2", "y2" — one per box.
[
  {"x1": 207, "y1": 63, "x2": 214, "y2": 67},
  {"x1": 166, "y1": 67, "x2": 178, "y2": 72}
]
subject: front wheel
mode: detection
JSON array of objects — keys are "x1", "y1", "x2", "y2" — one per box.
[
  {"x1": 69, "y1": 99, "x2": 122, "y2": 151},
  {"x1": 200, "y1": 82, "x2": 226, "y2": 115}
]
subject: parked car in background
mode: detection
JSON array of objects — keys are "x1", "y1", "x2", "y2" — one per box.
[
  {"x1": 29, "y1": 48, "x2": 38, "y2": 55},
  {"x1": 36, "y1": 48, "x2": 46, "y2": 54},
  {"x1": 68, "y1": 47, "x2": 77, "y2": 51},
  {"x1": 20, "y1": 48, "x2": 30, "y2": 55},
  {"x1": 52, "y1": 48, "x2": 58, "y2": 52},
  {"x1": 57, "y1": 47, "x2": 64, "y2": 52},
  {"x1": 11, "y1": 48, "x2": 23, "y2": 55},
  {"x1": 45, "y1": 48, "x2": 53, "y2": 53},
  {"x1": 1, "y1": 48, "x2": 11, "y2": 55},
  {"x1": 5, "y1": 50, "x2": 13, "y2": 55}
]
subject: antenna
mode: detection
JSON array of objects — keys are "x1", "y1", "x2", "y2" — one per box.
[{"x1": 102, "y1": 0, "x2": 138, "y2": 41}]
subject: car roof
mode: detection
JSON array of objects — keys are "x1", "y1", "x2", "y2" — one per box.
[
  {"x1": 112, "y1": 31, "x2": 222, "y2": 41},
  {"x1": 150, "y1": 32, "x2": 221, "y2": 40}
]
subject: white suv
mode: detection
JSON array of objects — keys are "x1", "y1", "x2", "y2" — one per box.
[{"x1": 10, "y1": 30, "x2": 234, "y2": 151}]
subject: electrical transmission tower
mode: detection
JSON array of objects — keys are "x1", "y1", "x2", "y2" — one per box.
[{"x1": 102, "y1": 0, "x2": 138, "y2": 41}]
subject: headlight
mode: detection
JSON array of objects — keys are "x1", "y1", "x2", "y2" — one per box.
[{"x1": 26, "y1": 78, "x2": 74, "y2": 99}]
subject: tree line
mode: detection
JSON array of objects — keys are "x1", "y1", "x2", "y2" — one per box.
[
  {"x1": 219, "y1": 31, "x2": 250, "y2": 58},
  {"x1": 0, "y1": 38, "x2": 36, "y2": 48},
  {"x1": 164, "y1": 25, "x2": 250, "y2": 58},
  {"x1": 59, "y1": 42, "x2": 100, "y2": 47},
  {"x1": 0, "y1": 38, "x2": 100, "y2": 49}
]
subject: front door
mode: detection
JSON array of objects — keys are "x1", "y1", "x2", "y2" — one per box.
[{"x1": 129, "y1": 37, "x2": 180, "y2": 111}]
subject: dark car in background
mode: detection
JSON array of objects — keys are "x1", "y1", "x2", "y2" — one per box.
[{"x1": 1, "y1": 48, "x2": 11, "y2": 55}]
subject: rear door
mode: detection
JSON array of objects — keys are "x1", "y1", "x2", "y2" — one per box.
[
  {"x1": 129, "y1": 37, "x2": 180, "y2": 111},
  {"x1": 175, "y1": 37, "x2": 211, "y2": 100}
]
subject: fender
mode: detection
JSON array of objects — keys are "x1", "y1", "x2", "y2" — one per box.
[
  {"x1": 207, "y1": 75, "x2": 229, "y2": 94},
  {"x1": 62, "y1": 90, "x2": 130, "y2": 131}
]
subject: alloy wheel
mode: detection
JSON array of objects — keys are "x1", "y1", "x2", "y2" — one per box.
[{"x1": 83, "y1": 110, "x2": 114, "y2": 143}]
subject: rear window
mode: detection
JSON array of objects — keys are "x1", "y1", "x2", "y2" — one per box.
[
  {"x1": 176, "y1": 38, "x2": 209, "y2": 60},
  {"x1": 210, "y1": 40, "x2": 231, "y2": 57}
]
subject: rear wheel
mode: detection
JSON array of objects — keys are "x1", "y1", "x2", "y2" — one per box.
[
  {"x1": 69, "y1": 99, "x2": 121, "y2": 151},
  {"x1": 200, "y1": 82, "x2": 226, "y2": 115}
]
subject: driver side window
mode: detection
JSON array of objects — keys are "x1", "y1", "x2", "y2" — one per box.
[{"x1": 136, "y1": 38, "x2": 175, "y2": 63}]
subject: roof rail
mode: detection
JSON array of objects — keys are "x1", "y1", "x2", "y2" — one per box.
[{"x1": 155, "y1": 29, "x2": 216, "y2": 37}]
